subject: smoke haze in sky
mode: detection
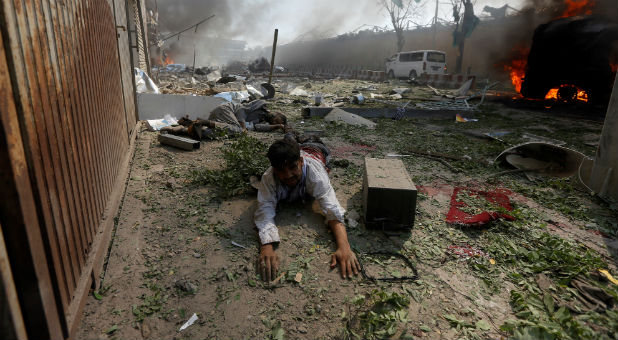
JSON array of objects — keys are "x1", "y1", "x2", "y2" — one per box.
[{"x1": 150, "y1": 0, "x2": 525, "y2": 47}]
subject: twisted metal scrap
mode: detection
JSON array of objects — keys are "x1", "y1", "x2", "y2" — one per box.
[{"x1": 415, "y1": 81, "x2": 499, "y2": 111}]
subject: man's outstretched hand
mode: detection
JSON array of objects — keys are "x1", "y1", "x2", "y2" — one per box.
[
  {"x1": 257, "y1": 243, "x2": 279, "y2": 281},
  {"x1": 330, "y1": 246, "x2": 361, "y2": 279}
]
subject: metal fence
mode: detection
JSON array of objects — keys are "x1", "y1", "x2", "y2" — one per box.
[{"x1": 0, "y1": 0, "x2": 140, "y2": 338}]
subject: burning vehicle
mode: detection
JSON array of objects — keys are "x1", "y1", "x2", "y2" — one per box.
[{"x1": 520, "y1": 15, "x2": 618, "y2": 104}]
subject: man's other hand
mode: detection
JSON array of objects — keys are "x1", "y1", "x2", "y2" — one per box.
[
  {"x1": 257, "y1": 243, "x2": 279, "y2": 281},
  {"x1": 330, "y1": 247, "x2": 360, "y2": 279}
]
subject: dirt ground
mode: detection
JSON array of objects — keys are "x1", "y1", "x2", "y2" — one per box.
[{"x1": 77, "y1": 77, "x2": 618, "y2": 340}]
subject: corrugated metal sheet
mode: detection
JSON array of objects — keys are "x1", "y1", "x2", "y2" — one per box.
[{"x1": 0, "y1": 0, "x2": 137, "y2": 337}]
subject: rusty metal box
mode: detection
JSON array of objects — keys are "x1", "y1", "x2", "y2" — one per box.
[{"x1": 362, "y1": 157, "x2": 417, "y2": 230}]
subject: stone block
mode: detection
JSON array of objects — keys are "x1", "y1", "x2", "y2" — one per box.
[
  {"x1": 362, "y1": 157, "x2": 417, "y2": 230},
  {"x1": 158, "y1": 134, "x2": 200, "y2": 151}
]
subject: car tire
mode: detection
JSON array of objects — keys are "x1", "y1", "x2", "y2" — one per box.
[
  {"x1": 388, "y1": 70, "x2": 395, "y2": 79},
  {"x1": 409, "y1": 70, "x2": 417, "y2": 80}
]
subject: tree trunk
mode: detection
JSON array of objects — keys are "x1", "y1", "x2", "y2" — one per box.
[
  {"x1": 455, "y1": 35, "x2": 465, "y2": 73},
  {"x1": 396, "y1": 28, "x2": 405, "y2": 52}
]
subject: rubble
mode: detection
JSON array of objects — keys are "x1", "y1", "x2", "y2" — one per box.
[
  {"x1": 206, "y1": 70, "x2": 222, "y2": 82},
  {"x1": 146, "y1": 114, "x2": 177, "y2": 131},
  {"x1": 135, "y1": 67, "x2": 159, "y2": 93},
  {"x1": 495, "y1": 142, "x2": 586, "y2": 179},
  {"x1": 289, "y1": 87, "x2": 310, "y2": 97},
  {"x1": 323, "y1": 108, "x2": 376, "y2": 129},
  {"x1": 158, "y1": 134, "x2": 200, "y2": 151},
  {"x1": 214, "y1": 90, "x2": 251, "y2": 103}
]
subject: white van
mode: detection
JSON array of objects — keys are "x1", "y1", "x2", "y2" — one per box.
[{"x1": 385, "y1": 50, "x2": 447, "y2": 79}]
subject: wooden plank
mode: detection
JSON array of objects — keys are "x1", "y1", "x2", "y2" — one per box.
[
  {"x1": 106, "y1": 0, "x2": 129, "y2": 197},
  {"x1": 0, "y1": 13, "x2": 64, "y2": 337},
  {"x1": 31, "y1": 0, "x2": 86, "y2": 273},
  {"x1": 0, "y1": 223, "x2": 28, "y2": 340},
  {"x1": 65, "y1": 0, "x2": 100, "y2": 243},
  {"x1": 87, "y1": 1, "x2": 113, "y2": 205},
  {"x1": 48, "y1": 0, "x2": 94, "y2": 249},
  {"x1": 4, "y1": 0, "x2": 75, "y2": 304},
  {"x1": 87, "y1": 0, "x2": 114, "y2": 214},
  {"x1": 158, "y1": 134, "x2": 201, "y2": 150},
  {"x1": 125, "y1": 0, "x2": 141, "y2": 125},
  {"x1": 98, "y1": 0, "x2": 125, "y2": 196},
  {"x1": 66, "y1": 121, "x2": 139, "y2": 337},
  {"x1": 114, "y1": 0, "x2": 138, "y2": 137},
  {"x1": 43, "y1": 0, "x2": 90, "y2": 256},
  {"x1": 22, "y1": 0, "x2": 82, "y2": 287},
  {"x1": 74, "y1": 0, "x2": 106, "y2": 225},
  {"x1": 40, "y1": 0, "x2": 90, "y2": 261}
]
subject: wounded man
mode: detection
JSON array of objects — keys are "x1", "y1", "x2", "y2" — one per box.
[{"x1": 254, "y1": 134, "x2": 360, "y2": 281}]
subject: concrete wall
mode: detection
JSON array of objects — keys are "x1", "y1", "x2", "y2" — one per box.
[
  {"x1": 274, "y1": 13, "x2": 551, "y2": 82},
  {"x1": 137, "y1": 93, "x2": 227, "y2": 120}
]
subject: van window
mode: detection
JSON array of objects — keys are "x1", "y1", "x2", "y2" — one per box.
[
  {"x1": 411, "y1": 52, "x2": 424, "y2": 62},
  {"x1": 399, "y1": 53, "x2": 412, "y2": 62},
  {"x1": 427, "y1": 52, "x2": 445, "y2": 62}
]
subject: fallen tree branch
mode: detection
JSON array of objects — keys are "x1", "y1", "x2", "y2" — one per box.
[
  {"x1": 488, "y1": 168, "x2": 541, "y2": 178},
  {"x1": 407, "y1": 147, "x2": 490, "y2": 166}
]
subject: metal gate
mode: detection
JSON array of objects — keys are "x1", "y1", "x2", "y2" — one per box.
[{"x1": 0, "y1": 0, "x2": 139, "y2": 338}]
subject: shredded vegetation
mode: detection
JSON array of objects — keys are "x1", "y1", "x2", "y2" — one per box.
[
  {"x1": 343, "y1": 289, "x2": 410, "y2": 340},
  {"x1": 412, "y1": 201, "x2": 618, "y2": 339},
  {"x1": 92, "y1": 80, "x2": 618, "y2": 339},
  {"x1": 189, "y1": 135, "x2": 270, "y2": 197},
  {"x1": 455, "y1": 189, "x2": 503, "y2": 215},
  {"x1": 306, "y1": 105, "x2": 618, "y2": 339}
]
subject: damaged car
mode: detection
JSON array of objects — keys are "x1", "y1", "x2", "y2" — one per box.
[{"x1": 520, "y1": 15, "x2": 618, "y2": 104}]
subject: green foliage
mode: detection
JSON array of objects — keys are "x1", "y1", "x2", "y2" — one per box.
[
  {"x1": 501, "y1": 290, "x2": 598, "y2": 340},
  {"x1": 271, "y1": 322, "x2": 285, "y2": 340},
  {"x1": 484, "y1": 228, "x2": 605, "y2": 285},
  {"x1": 132, "y1": 285, "x2": 166, "y2": 322},
  {"x1": 452, "y1": 204, "x2": 615, "y2": 339},
  {"x1": 508, "y1": 180, "x2": 618, "y2": 236},
  {"x1": 344, "y1": 289, "x2": 410, "y2": 340},
  {"x1": 190, "y1": 135, "x2": 270, "y2": 197}
]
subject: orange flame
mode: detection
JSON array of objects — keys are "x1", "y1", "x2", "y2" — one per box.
[
  {"x1": 503, "y1": 47, "x2": 529, "y2": 93},
  {"x1": 544, "y1": 85, "x2": 588, "y2": 102},
  {"x1": 558, "y1": 0, "x2": 595, "y2": 18},
  {"x1": 545, "y1": 88, "x2": 559, "y2": 99},
  {"x1": 577, "y1": 90, "x2": 588, "y2": 102},
  {"x1": 163, "y1": 56, "x2": 174, "y2": 65}
]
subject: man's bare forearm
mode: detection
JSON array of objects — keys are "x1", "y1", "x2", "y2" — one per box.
[
  {"x1": 328, "y1": 220, "x2": 360, "y2": 278},
  {"x1": 328, "y1": 220, "x2": 351, "y2": 250}
]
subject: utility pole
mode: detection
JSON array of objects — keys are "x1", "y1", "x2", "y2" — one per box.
[
  {"x1": 583, "y1": 74, "x2": 618, "y2": 199},
  {"x1": 268, "y1": 29, "x2": 278, "y2": 84}
]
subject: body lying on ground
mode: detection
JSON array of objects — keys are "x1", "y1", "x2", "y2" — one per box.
[
  {"x1": 161, "y1": 99, "x2": 287, "y2": 139},
  {"x1": 254, "y1": 133, "x2": 360, "y2": 281}
]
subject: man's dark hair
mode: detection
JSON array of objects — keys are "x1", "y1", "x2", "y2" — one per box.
[
  {"x1": 266, "y1": 112, "x2": 287, "y2": 125},
  {"x1": 267, "y1": 138, "x2": 300, "y2": 170}
]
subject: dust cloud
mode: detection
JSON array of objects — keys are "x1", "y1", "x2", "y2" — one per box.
[{"x1": 148, "y1": 0, "x2": 386, "y2": 66}]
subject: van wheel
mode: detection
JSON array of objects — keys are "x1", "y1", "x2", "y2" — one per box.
[
  {"x1": 388, "y1": 70, "x2": 395, "y2": 79},
  {"x1": 409, "y1": 70, "x2": 418, "y2": 80}
]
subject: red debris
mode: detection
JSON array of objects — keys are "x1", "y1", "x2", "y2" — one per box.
[
  {"x1": 330, "y1": 143, "x2": 376, "y2": 158},
  {"x1": 446, "y1": 187, "x2": 515, "y2": 226},
  {"x1": 448, "y1": 244, "x2": 488, "y2": 260}
]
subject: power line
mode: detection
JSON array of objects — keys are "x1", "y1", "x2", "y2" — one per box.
[{"x1": 151, "y1": 14, "x2": 215, "y2": 46}]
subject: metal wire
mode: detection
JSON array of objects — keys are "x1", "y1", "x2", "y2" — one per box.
[{"x1": 357, "y1": 252, "x2": 419, "y2": 282}]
